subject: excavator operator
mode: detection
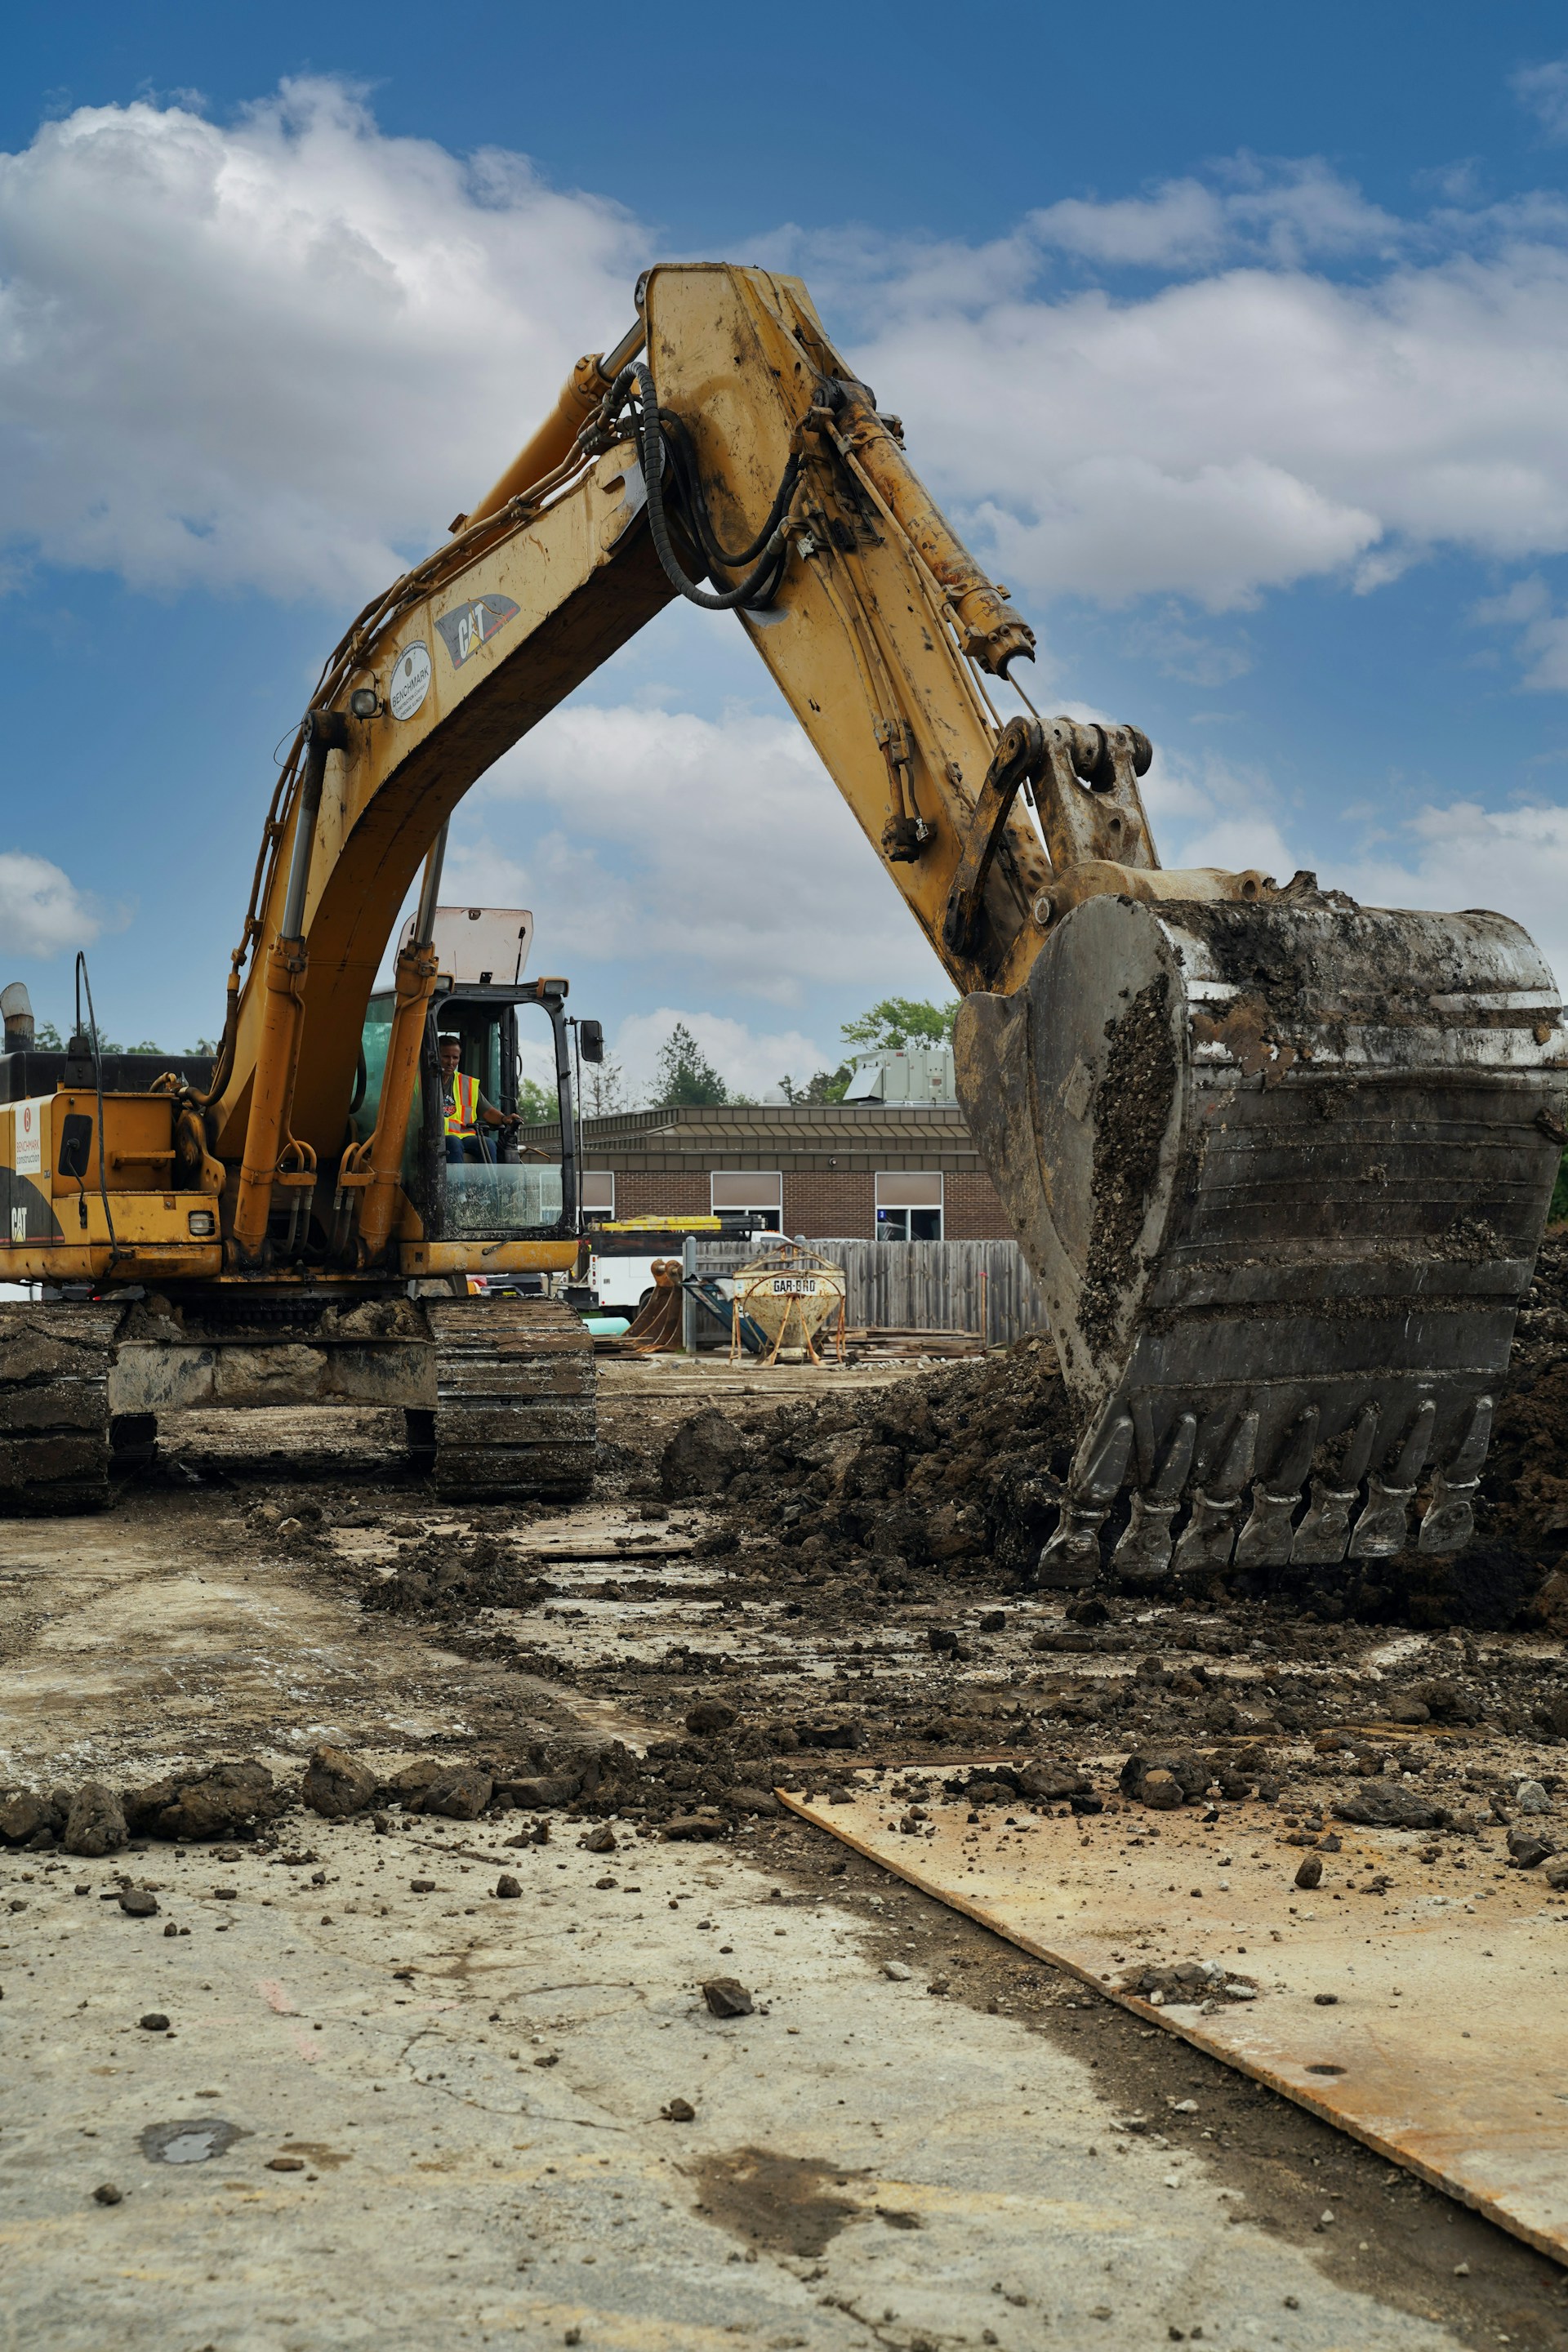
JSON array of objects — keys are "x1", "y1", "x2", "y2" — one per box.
[{"x1": 438, "y1": 1031, "x2": 517, "y2": 1163}]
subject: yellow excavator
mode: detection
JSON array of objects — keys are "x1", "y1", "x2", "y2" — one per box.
[{"x1": 2, "y1": 264, "x2": 1562, "y2": 1584}]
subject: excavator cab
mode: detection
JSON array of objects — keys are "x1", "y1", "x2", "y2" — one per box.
[{"x1": 354, "y1": 960, "x2": 582, "y2": 1260}]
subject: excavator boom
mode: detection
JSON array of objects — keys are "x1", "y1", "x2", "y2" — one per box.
[{"x1": 2, "y1": 261, "x2": 1561, "y2": 1578}]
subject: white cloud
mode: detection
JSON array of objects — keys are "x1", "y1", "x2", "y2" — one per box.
[
  {"x1": 0, "y1": 850, "x2": 104, "y2": 957},
  {"x1": 0, "y1": 80, "x2": 641, "y2": 598},
  {"x1": 8, "y1": 87, "x2": 1568, "y2": 628},
  {"x1": 1137, "y1": 743, "x2": 1299, "y2": 882},
  {"x1": 604, "y1": 1007, "x2": 834, "y2": 1105},
  {"x1": 1339, "y1": 799, "x2": 1568, "y2": 990},
  {"x1": 1472, "y1": 572, "x2": 1568, "y2": 688},
  {"x1": 853, "y1": 244, "x2": 1568, "y2": 611},
  {"x1": 1029, "y1": 158, "x2": 1401, "y2": 272},
  {"x1": 1513, "y1": 60, "x2": 1568, "y2": 143},
  {"x1": 449, "y1": 701, "x2": 944, "y2": 1004}
]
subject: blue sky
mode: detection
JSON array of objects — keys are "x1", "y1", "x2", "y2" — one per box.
[{"x1": 5, "y1": 2, "x2": 1568, "y2": 1097}]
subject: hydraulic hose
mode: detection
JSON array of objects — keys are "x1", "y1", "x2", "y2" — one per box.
[{"x1": 615, "y1": 363, "x2": 795, "y2": 613}]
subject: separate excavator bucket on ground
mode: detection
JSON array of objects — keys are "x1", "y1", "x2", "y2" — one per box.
[{"x1": 957, "y1": 890, "x2": 1567, "y2": 1592}]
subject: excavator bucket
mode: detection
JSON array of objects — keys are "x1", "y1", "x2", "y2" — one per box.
[{"x1": 956, "y1": 892, "x2": 1566, "y2": 1591}]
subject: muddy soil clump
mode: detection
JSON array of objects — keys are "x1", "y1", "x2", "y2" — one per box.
[{"x1": 659, "y1": 1232, "x2": 1568, "y2": 1633}]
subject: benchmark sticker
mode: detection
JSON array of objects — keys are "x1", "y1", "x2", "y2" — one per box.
[
  {"x1": 434, "y1": 595, "x2": 519, "y2": 669},
  {"x1": 14, "y1": 1101, "x2": 41, "y2": 1176},
  {"x1": 389, "y1": 642, "x2": 432, "y2": 720}
]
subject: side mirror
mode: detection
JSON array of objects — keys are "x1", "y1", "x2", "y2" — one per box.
[
  {"x1": 59, "y1": 1112, "x2": 94, "y2": 1180},
  {"x1": 579, "y1": 1018, "x2": 604, "y2": 1065}
]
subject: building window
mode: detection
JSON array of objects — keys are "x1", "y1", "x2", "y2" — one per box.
[
  {"x1": 710, "y1": 1170, "x2": 782, "y2": 1232},
  {"x1": 875, "y1": 1170, "x2": 943, "y2": 1242},
  {"x1": 581, "y1": 1170, "x2": 614, "y2": 1218}
]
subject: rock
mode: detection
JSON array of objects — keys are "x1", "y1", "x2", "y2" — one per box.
[
  {"x1": 978, "y1": 1610, "x2": 1007, "y2": 1633},
  {"x1": 796, "y1": 1717, "x2": 864, "y2": 1751},
  {"x1": 701, "y1": 1976, "x2": 754, "y2": 2018},
  {"x1": 1015, "y1": 1762, "x2": 1093, "y2": 1802},
  {"x1": 92, "y1": 2184, "x2": 122, "y2": 2206},
  {"x1": 663, "y1": 1811, "x2": 727, "y2": 1842},
  {"x1": 580, "y1": 1824, "x2": 617, "y2": 1853},
  {"x1": 723, "y1": 1786, "x2": 781, "y2": 1816},
  {"x1": 1331, "y1": 1782, "x2": 1444, "y2": 1831},
  {"x1": 1141, "y1": 1771, "x2": 1183, "y2": 1812},
  {"x1": 661, "y1": 1409, "x2": 747, "y2": 1499},
  {"x1": 0, "y1": 1789, "x2": 59, "y2": 1845},
  {"x1": 1516, "y1": 1780, "x2": 1550, "y2": 1815},
  {"x1": 1119, "y1": 1753, "x2": 1208, "y2": 1806},
  {"x1": 495, "y1": 1874, "x2": 522, "y2": 1900},
  {"x1": 152, "y1": 1761, "x2": 280, "y2": 1842},
  {"x1": 1506, "y1": 1828, "x2": 1557, "y2": 1869},
  {"x1": 685, "y1": 1701, "x2": 737, "y2": 1735},
  {"x1": 266, "y1": 2156, "x2": 305, "y2": 2172},
  {"x1": 409, "y1": 1764, "x2": 492, "y2": 1820},
  {"x1": 381, "y1": 1759, "x2": 446, "y2": 1802},
  {"x1": 1386, "y1": 1697, "x2": 1431, "y2": 1724},
  {"x1": 883, "y1": 1961, "x2": 912, "y2": 1981},
  {"x1": 1534, "y1": 1694, "x2": 1568, "y2": 1739},
  {"x1": 1545, "y1": 1860, "x2": 1568, "y2": 1891},
  {"x1": 1294, "y1": 1855, "x2": 1324, "y2": 1891},
  {"x1": 64, "y1": 1783, "x2": 127, "y2": 1859},
  {"x1": 120, "y1": 1777, "x2": 182, "y2": 1833},
  {"x1": 138, "y1": 2012, "x2": 170, "y2": 2032},
  {"x1": 662, "y1": 2097, "x2": 696, "y2": 2122},
  {"x1": 118, "y1": 1887, "x2": 158, "y2": 1917},
  {"x1": 301, "y1": 1746, "x2": 376, "y2": 1820},
  {"x1": 410, "y1": 1878, "x2": 436, "y2": 1893},
  {"x1": 1125, "y1": 1959, "x2": 1234, "y2": 2004},
  {"x1": 501, "y1": 1775, "x2": 581, "y2": 1811}
]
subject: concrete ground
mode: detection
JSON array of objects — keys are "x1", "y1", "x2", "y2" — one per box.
[{"x1": 3, "y1": 1365, "x2": 1567, "y2": 2351}]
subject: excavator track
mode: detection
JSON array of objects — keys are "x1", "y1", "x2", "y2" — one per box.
[
  {"x1": 421, "y1": 1298, "x2": 595, "y2": 1503},
  {"x1": 0, "y1": 1303, "x2": 124, "y2": 1515},
  {"x1": 960, "y1": 894, "x2": 1567, "y2": 1593}
]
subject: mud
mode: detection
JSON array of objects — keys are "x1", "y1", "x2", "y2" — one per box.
[
  {"x1": 655, "y1": 1230, "x2": 1568, "y2": 1637},
  {"x1": 1080, "y1": 970, "x2": 1175, "y2": 1361}
]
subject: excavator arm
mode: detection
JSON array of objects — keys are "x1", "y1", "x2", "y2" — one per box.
[{"x1": 200, "y1": 261, "x2": 1566, "y2": 1593}]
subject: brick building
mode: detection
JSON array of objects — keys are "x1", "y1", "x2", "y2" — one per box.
[{"x1": 518, "y1": 1100, "x2": 1011, "y2": 1241}]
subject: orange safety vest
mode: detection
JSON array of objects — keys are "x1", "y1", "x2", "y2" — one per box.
[{"x1": 443, "y1": 1071, "x2": 480, "y2": 1137}]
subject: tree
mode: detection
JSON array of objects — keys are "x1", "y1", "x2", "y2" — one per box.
[
  {"x1": 778, "y1": 1065, "x2": 851, "y2": 1104},
  {"x1": 583, "y1": 1058, "x2": 626, "y2": 1118},
  {"x1": 840, "y1": 996, "x2": 959, "y2": 1054},
  {"x1": 653, "y1": 1022, "x2": 728, "y2": 1107},
  {"x1": 34, "y1": 1020, "x2": 62, "y2": 1049},
  {"x1": 188, "y1": 1036, "x2": 220, "y2": 1055},
  {"x1": 516, "y1": 1076, "x2": 558, "y2": 1124}
]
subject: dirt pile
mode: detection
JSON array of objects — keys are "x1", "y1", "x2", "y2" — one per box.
[
  {"x1": 661, "y1": 1338, "x2": 1076, "y2": 1592},
  {"x1": 659, "y1": 1234, "x2": 1568, "y2": 1630},
  {"x1": 0, "y1": 1759, "x2": 283, "y2": 1853}
]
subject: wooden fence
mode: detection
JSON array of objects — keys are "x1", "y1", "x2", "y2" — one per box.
[{"x1": 694, "y1": 1236, "x2": 1049, "y2": 1349}]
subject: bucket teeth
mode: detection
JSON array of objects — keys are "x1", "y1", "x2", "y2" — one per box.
[
  {"x1": 1169, "y1": 1411, "x2": 1258, "y2": 1576},
  {"x1": 1233, "y1": 1408, "x2": 1321, "y2": 1570},
  {"x1": 1417, "y1": 1397, "x2": 1494, "y2": 1555},
  {"x1": 1036, "y1": 1411, "x2": 1134, "y2": 1584},
  {"x1": 1111, "y1": 1413, "x2": 1196, "y2": 1581},
  {"x1": 1290, "y1": 1403, "x2": 1379, "y2": 1567},
  {"x1": 1348, "y1": 1397, "x2": 1436, "y2": 1559}
]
